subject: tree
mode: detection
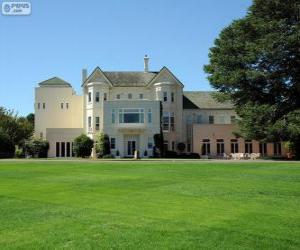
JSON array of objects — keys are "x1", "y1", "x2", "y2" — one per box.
[
  {"x1": 177, "y1": 142, "x2": 186, "y2": 154},
  {"x1": 25, "y1": 138, "x2": 49, "y2": 158},
  {"x1": 204, "y1": 0, "x2": 300, "y2": 158},
  {"x1": 154, "y1": 133, "x2": 164, "y2": 157},
  {"x1": 95, "y1": 133, "x2": 111, "y2": 158},
  {"x1": 73, "y1": 134, "x2": 94, "y2": 158},
  {"x1": 0, "y1": 107, "x2": 33, "y2": 146},
  {"x1": 0, "y1": 129, "x2": 15, "y2": 158}
]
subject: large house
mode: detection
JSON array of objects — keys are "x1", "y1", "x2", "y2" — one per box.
[{"x1": 35, "y1": 56, "x2": 285, "y2": 158}]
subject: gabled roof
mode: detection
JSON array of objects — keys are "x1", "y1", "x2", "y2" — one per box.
[
  {"x1": 147, "y1": 66, "x2": 184, "y2": 87},
  {"x1": 38, "y1": 77, "x2": 71, "y2": 87},
  {"x1": 83, "y1": 66, "x2": 183, "y2": 87},
  {"x1": 104, "y1": 71, "x2": 158, "y2": 87},
  {"x1": 183, "y1": 91, "x2": 234, "y2": 109},
  {"x1": 83, "y1": 67, "x2": 113, "y2": 87}
]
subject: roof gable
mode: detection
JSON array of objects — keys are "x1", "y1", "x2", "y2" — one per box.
[
  {"x1": 38, "y1": 77, "x2": 71, "y2": 87},
  {"x1": 83, "y1": 67, "x2": 112, "y2": 86},
  {"x1": 148, "y1": 67, "x2": 184, "y2": 87}
]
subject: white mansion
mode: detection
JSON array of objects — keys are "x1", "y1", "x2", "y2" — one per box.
[{"x1": 35, "y1": 56, "x2": 285, "y2": 158}]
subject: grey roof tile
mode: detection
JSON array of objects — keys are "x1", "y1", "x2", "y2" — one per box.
[
  {"x1": 103, "y1": 71, "x2": 158, "y2": 86},
  {"x1": 183, "y1": 91, "x2": 233, "y2": 109},
  {"x1": 38, "y1": 77, "x2": 71, "y2": 87}
]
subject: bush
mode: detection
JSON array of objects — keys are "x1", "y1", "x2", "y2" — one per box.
[
  {"x1": 15, "y1": 148, "x2": 25, "y2": 158},
  {"x1": 164, "y1": 150, "x2": 178, "y2": 158},
  {"x1": 74, "y1": 134, "x2": 94, "y2": 158},
  {"x1": 102, "y1": 154, "x2": 114, "y2": 159},
  {"x1": 95, "y1": 133, "x2": 111, "y2": 158},
  {"x1": 0, "y1": 129, "x2": 15, "y2": 158},
  {"x1": 177, "y1": 143, "x2": 186, "y2": 153},
  {"x1": 25, "y1": 138, "x2": 49, "y2": 158}
]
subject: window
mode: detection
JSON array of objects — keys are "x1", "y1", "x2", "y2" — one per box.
[
  {"x1": 274, "y1": 142, "x2": 282, "y2": 156},
  {"x1": 245, "y1": 140, "x2": 253, "y2": 153},
  {"x1": 110, "y1": 138, "x2": 116, "y2": 149},
  {"x1": 147, "y1": 109, "x2": 152, "y2": 123},
  {"x1": 88, "y1": 116, "x2": 92, "y2": 128},
  {"x1": 71, "y1": 142, "x2": 75, "y2": 157},
  {"x1": 43, "y1": 103, "x2": 45, "y2": 109},
  {"x1": 172, "y1": 141, "x2": 175, "y2": 151},
  {"x1": 163, "y1": 140, "x2": 169, "y2": 151},
  {"x1": 163, "y1": 112, "x2": 175, "y2": 131},
  {"x1": 88, "y1": 92, "x2": 92, "y2": 103},
  {"x1": 201, "y1": 139, "x2": 210, "y2": 155},
  {"x1": 119, "y1": 109, "x2": 144, "y2": 123},
  {"x1": 56, "y1": 142, "x2": 60, "y2": 157},
  {"x1": 196, "y1": 115, "x2": 202, "y2": 124},
  {"x1": 259, "y1": 143, "x2": 267, "y2": 156},
  {"x1": 231, "y1": 139, "x2": 239, "y2": 153},
  {"x1": 116, "y1": 94, "x2": 120, "y2": 99},
  {"x1": 170, "y1": 113, "x2": 175, "y2": 131},
  {"x1": 128, "y1": 93, "x2": 132, "y2": 99},
  {"x1": 104, "y1": 93, "x2": 107, "y2": 101},
  {"x1": 37, "y1": 103, "x2": 40, "y2": 109},
  {"x1": 61, "y1": 142, "x2": 65, "y2": 157},
  {"x1": 66, "y1": 103, "x2": 69, "y2": 109},
  {"x1": 66, "y1": 142, "x2": 71, "y2": 157},
  {"x1": 231, "y1": 116, "x2": 236, "y2": 124},
  {"x1": 209, "y1": 116, "x2": 214, "y2": 124},
  {"x1": 95, "y1": 116, "x2": 100, "y2": 130},
  {"x1": 187, "y1": 143, "x2": 191, "y2": 152},
  {"x1": 148, "y1": 137, "x2": 154, "y2": 149},
  {"x1": 187, "y1": 115, "x2": 192, "y2": 125},
  {"x1": 163, "y1": 92, "x2": 168, "y2": 102},
  {"x1": 61, "y1": 103, "x2": 64, "y2": 109},
  {"x1": 171, "y1": 92, "x2": 175, "y2": 102},
  {"x1": 112, "y1": 109, "x2": 116, "y2": 124},
  {"x1": 139, "y1": 94, "x2": 143, "y2": 99},
  {"x1": 95, "y1": 92, "x2": 100, "y2": 102},
  {"x1": 217, "y1": 139, "x2": 224, "y2": 155}
]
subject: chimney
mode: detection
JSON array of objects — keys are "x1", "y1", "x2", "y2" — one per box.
[
  {"x1": 144, "y1": 55, "x2": 149, "y2": 72},
  {"x1": 82, "y1": 68, "x2": 87, "y2": 83}
]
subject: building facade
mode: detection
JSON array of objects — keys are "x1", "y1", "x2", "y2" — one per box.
[{"x1": 35, "y1": 57, "x2": 285, "y2": 158}]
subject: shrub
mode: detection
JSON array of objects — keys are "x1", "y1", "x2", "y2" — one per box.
[
  {"x1": 177, "y1": 142, "x2": 186, "y2": 153},
  {"x1": 102, "y1": 154, "x2": 114, "y2": 159},
  {"x1": 15, "y1": 148, "x2": 25, "y2": 158},
  {"x1": 73, "y1": 134, "x2": 94, "y2": 158},
  {"x1": 0, "y1": 129, "x2": 15, "y2": 158},
  {"x1": 95, "y1": 133, "x2": 111, "y2": 158},
  {"x1": 164, "y1": 150, "x2": 178, "y2": 158},
  {"x1": 25, "y1": 138, "x2": 49, "y2": 158}
]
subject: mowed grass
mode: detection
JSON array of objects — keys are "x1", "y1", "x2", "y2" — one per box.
[{"x1": 0, "y1": 160, "x2": 300, "y2": 249}]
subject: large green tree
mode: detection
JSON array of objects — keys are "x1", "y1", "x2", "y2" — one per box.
[{"x1": 204, "y1": 0, "x2": 300, "y2": 158}]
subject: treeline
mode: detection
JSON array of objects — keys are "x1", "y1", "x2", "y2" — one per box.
[{"x1": 0, "y1": 107, "x2": 48, "y2": 158}]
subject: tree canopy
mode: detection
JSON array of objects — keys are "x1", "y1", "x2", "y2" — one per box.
[{"x1": 204, "y1": 0, "x2": 300, "y2": 158}]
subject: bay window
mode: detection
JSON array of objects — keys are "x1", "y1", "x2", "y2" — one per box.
[{"x1": 119, "y1": 109, "x2": 144, "y2": 123}]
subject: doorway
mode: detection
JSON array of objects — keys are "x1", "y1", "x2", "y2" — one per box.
[{"x1": 127, "y1": 140, "x2": 136, "y2": 156}]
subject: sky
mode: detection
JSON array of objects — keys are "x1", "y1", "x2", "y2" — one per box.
[{"x1": 0, "y1": 0, "x2": 252, "y2": 116}]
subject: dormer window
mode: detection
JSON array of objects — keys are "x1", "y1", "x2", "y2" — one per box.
[
  {"x1": 66, "y1": 103, "x2": 69, "y2": 109},
  {"x1": 61, "y1": 103, "x2": 64, "y2": 109},
  {"x1": 128, "y1": 93, "x2": 132, "y2": 99},
  {"x1": 43, "y1": 103, "x2": 45, "y2": 109},
  {"x1": 104, "y1": 93, "x2": 107, "y2": 101}
]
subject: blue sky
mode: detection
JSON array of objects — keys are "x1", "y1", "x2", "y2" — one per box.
[{"x1": 0, "y1": 0, "x2": 252, "y2": 115}]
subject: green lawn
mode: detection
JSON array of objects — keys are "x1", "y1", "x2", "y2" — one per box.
[{"x1": 0, "y1": 160, "x2": 300, "y2": 249}]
